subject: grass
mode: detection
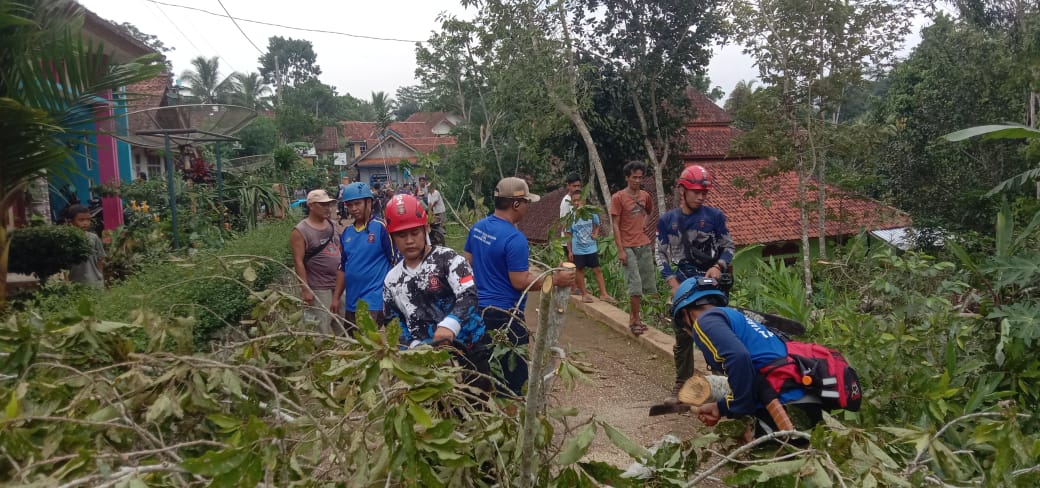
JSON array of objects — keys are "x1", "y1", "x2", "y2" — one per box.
[{"x1": 31, "y1": 217, "x2": 296, "y2": 346}]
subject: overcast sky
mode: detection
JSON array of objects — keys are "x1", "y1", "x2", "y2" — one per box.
[{"x1": 80, "y1": 0, "x2": 932, "y2": 102}]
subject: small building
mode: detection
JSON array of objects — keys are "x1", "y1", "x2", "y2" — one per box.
[
  {"x1": 44, "y1": 6, "x2": 158, "y2": 229},
  {"x1": 339, "y1": 112, "x2": 459, "y2": 187}
]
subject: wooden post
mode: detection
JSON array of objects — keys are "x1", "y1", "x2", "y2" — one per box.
[{"x1": 519, "y1": 264, "x2": 573, "y2": 488}]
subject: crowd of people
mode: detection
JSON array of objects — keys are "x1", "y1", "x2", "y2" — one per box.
[{"x1": 292, "y1": 165, "x2": 857, "y2": 439}]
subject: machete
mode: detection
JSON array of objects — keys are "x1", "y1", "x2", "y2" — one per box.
[{"x1": 648, "y1": 402, "x2": 693, "y2": 416}]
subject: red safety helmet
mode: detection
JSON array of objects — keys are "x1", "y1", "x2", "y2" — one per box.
[
  {"x1": 678, "y1": 165, "x2": 712, "y2": 191},
  {"x1": 384, "y1": 194, "x2": 428, "y2": 233}
]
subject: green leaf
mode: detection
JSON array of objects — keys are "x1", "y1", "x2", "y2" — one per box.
[
  {"x1": 557, "y1": 422, "x2": 597, "y2": 465},
  {"x1": 181, "y1": 448, "x2": 249, "y2": 476},
  {"x1": 407, "y1": 400, "x2": 433, "y2": 428},
  {"x1": 805, "y1": 459, "x2": 833, "y2": 487},
  {"x1": 4, "y1": 391, "x2": 19, "y2": 419},
  {"x1": 207, "y1": 413, "x2": 241, "y2": 431},
  {"x1": 549, "y1": 406, "x2": 579, "y2": 418},
  {"x1": 743, "y1": 459, "x2": 807, "y2": 482},
  {"x1": 943, "y1": 124, "x2": 1040, "y2": 141},
  {"x1": 599, "y1": 422, "x2": 651, "y2": 461}
]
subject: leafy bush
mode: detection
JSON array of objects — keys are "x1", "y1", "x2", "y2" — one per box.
[
  {"x1": 33, "y1": 218, "x2": 295, "y2": 346},
  {"x1": 8, "y1": 224, "x2": 92, "y2": 283}
]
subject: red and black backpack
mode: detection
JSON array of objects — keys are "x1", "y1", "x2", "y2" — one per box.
[{"x1": 759, "y1": 341, "x2": 863, "y2": 412}]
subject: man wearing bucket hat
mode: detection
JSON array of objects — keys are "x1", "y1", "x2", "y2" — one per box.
[
  {"x1": 383, "y1": 194, "x2": 492, "y2": 392},
  {"x1": 657, "y1": 164, "x2": 736, "y2": 401},
  {"x1": 290, "y1": 189, "x2": 344, "y2": 335},
  {"x1": 333, "y1": 182, "x2": 397, "y2": 333},
  {"x1": 464, "y1": 177, "x2": 575, "y2": 396}
]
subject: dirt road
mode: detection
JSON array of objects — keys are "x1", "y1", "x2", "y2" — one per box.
[{"x1": 527, "y1": 295, "x2": 704, "y2": 468}]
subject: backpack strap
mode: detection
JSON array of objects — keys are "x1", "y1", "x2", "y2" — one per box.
[{"x1": 303, "y1": 219, "x2": 336, "y2": 263}]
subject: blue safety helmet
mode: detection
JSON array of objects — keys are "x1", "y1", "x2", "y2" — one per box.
[
  {"x1": 671, "y1": 276, "x2": 728, "y2": 320},
  {"x1": 341, "y1": 182, "x2": 372, "y2": 202}
]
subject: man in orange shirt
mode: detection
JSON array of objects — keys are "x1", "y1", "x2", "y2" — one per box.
[{"x1": 610, "y1": 161, "x2": 656, "y2": 335}]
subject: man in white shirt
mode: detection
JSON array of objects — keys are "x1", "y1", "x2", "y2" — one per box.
[{"x1": 426, "y1": 181, "x2": 448, "y2": 246}]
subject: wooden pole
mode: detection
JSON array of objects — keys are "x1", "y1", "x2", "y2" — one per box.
[{"x1": 519, "y1": 264, "x2": 573, "y2": 488}]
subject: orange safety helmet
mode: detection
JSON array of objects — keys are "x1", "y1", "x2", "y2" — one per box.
[
  {"x1": 678, "y1": 165, "x2": 712, "y2": 191},
  {"x1": 384, "y1": 193, "x2": 428, "y2": 233}
]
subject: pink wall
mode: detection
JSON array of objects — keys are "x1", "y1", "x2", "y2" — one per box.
[{"x1": 93, "y1": 89, "x2": 124, "y2": 229}]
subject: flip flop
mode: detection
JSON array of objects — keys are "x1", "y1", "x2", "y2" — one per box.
[
  {"x1": 599, "y1": 295, "x2": 617, "y2": 304},
  {"x1": 629, "y1": 322, "x2": 648, "y2": 336},
  {"x1": 582, "y1": 295, "x2": 595, "y2": 303}
]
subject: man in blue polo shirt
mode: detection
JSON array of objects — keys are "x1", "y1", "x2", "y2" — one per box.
[
  {"x1": 464, "y1": 177, "x2": 574, "y2": 396},
  {"x1": 334, "y1": 182, "x2": 397, "y2": 333}
]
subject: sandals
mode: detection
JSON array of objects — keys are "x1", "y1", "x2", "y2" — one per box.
[
  {"x1": 599, "y1": 295, "x2": 617, "y2": 304},
  {"x1": 581, "y1": 295, "x2": 595, "y2": 303},
  {"x1": 629, "y1": 322, "x2": 648, "y2": 336}
]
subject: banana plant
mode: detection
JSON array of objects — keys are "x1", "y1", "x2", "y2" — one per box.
[{"x1": 944, "y1": 124, "x2": 1040, "y2": 196}]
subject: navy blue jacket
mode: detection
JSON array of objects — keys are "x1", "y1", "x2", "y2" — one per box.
[{"x1": 692, "y1": 307, "x2": 787, "y2": 417}]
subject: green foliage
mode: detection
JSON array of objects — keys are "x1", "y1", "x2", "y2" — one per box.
[
  {"x1": 179, "y1": 56, "x2": 234, "y2": 104},
  {"x1": 272, "y1": 144, "x2": 300, "y2": 173},
  {"x1": 33, "y1": 219, "x2": 294, "y2": 346},
  {"x1": 8, "y1": 224, "x2": 92, "y2": 283},
  {"x1": 257, "y1": 35, "x2": 321, "y2": 86},
  {"x1": 870, "y1": 14, "x2": 1032, "y2": 231},
  {"x1": 233, "y1": 115, "x2": 279, "y2": 157}
]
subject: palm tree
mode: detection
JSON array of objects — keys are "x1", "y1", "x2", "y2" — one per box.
[
  {"x1": 371, "y1": 90, "x2": 395, "y2": 131},
  {"x1": 231, "y1": 72, "x2": 272, "y2": 110},
  {"x1": 179, "y1": 56, "x2": 234, "y2": 104},
  {"x1": 0, "y1": 0, "x2": 162, "y2": 305}
]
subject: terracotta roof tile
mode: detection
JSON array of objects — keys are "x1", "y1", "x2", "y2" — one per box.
[
  {"x1": 125, "y1": 73, "x2": 170, "y2": 133},
  {"x1": 686, "y1": 87, "x2": 734, "y2": 126},
  {"x1": 516, "y1": 187, "x2": 570, "y2": 243},
  {"x1": 681, "y1": 125, "x2": 744, "y2": 159},
  {"x1": 691, "y1": 159, "x2": 909, "y2": 245},
  {"x1": 316, "y1": 126, "x2": 339, "y2": 152}
]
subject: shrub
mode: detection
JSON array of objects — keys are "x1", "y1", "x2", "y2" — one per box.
[
  {"x1": 33, "y1": 217, "x2": 296, "y2": 347},
  {"x1": 8, "y1": 224, "x2": 93, "y2": 283}
]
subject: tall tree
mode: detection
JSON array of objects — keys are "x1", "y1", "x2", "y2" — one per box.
[
  {"x1": 0, "y1": 0, "x2": 162, "y2": 305},
  {"x1": 462, "y1": 0, "x2": 612, "y2": 212},
  {"x1": 394, "y1": 84, "x2": 430, "y2": 121},
  {"x1": 730, "y1": 0, "x2": 924, "y2": 300},
  {"x1": 179, "y1": 56, "x2": 233, "y2": 104},
  {"x1": 584, "y1": 0, "x2": 725, "y2": 211},
  {"x1": 870, "y1": 14, "x2": 1030, "y2": 230},
  {"x1": 723, "y1": 79, "x2": 758, "y2": 129},
  {"x1": 416, "y1": 13, "x2": 509, "y2": 186},
  {"x1": 230, "y1": 72, "x2": 272, "y2": 110},
  {"x1": 114, "y1": 21, "x2": 174, "y2": 71},
  {"x1": 257, "y1": 36, "x2": 321, "y2": 90}
]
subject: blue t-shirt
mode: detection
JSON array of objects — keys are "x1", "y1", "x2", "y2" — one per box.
[
  {"x1": 464, "y1": 214, "x2": 529, "y2": 310},
  {"x1": 340, "y1": 217, "x2": 396, "y2": 312},
  {"x1": 569, "y1": 214, "x2": 599, "y2": 255}
]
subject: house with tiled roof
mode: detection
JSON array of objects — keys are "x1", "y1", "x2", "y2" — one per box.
[
  {"x1": 518, "y1": 89, "x2": 909, "y2": 262},
  {"x1": 125, "y1": 72, "x2": 172, "y2": 180},
  {"x1": 340, "y1": 113, "x2": 459, "y2": 186}
]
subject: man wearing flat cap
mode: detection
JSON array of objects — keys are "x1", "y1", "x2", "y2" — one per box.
[{"x1": 464, "y1": 177, "x2": 574, "y2": 396}]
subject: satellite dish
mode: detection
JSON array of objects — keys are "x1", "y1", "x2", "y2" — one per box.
[{"x1": 117, "y1": 104, "x2": 258, "y2": 148}]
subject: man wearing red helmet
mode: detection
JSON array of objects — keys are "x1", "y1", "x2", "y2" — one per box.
[
  {"x1": 382, "y1": 194, "x2": 492, "y2": 391},
  {"x1": 657, "y1": 164, "x2": 736, "y2": 400}
]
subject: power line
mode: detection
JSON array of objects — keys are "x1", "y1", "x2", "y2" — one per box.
[
  {"x1": 145, "y1": 0, "x2": 424, "y2": 44},
  {"x1": 214, "y1": 0, "x2": 263, "y2": 54},
  {"x1": 144, "y1": 0, "x2": 238, "y2": 72}
]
